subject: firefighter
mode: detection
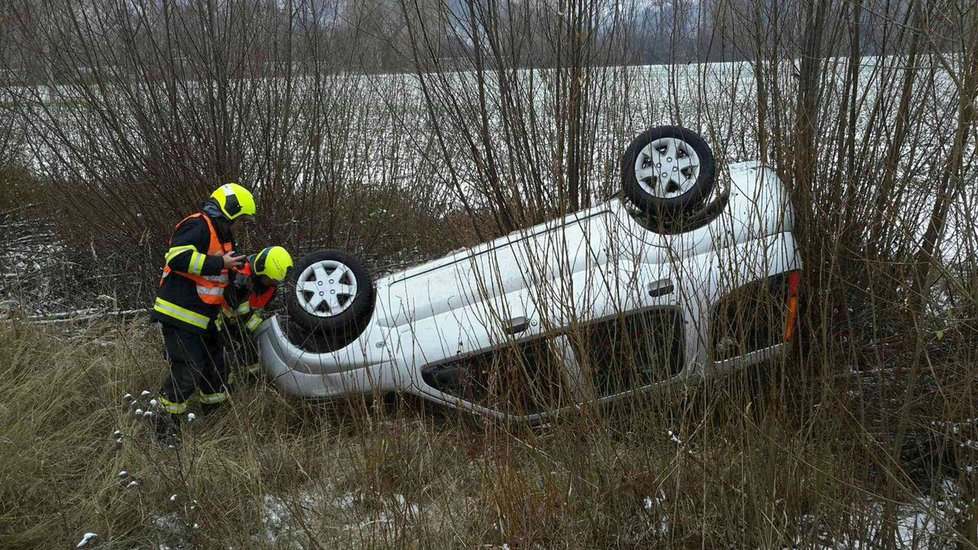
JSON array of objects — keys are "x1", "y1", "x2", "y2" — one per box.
[
  {"x1": 150, "y1": 183, "x2": 255, "y2": 443},
  {"x1": 223, "y1": 246, "x2": 294, "y2": 382}
]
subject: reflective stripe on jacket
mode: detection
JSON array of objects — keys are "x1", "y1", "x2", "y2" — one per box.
[
  {"x1": 160, "y1": 213, "x2": 232, "y2": 305},
  {"x1": 152, "y1": 212, "x2": 235, "y2": 333}
]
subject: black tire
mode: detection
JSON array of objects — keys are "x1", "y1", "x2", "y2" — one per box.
[
  {"x1": 285, "y1": 249, "x2": 375, "y2": 339},
  {"x1": 621, "y1": 125, "x2": 716, "y2": 216}
]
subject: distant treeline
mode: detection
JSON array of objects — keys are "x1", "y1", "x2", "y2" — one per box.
[{"x1": 0, "y1": 0, "x2": 937, "y2": 84}]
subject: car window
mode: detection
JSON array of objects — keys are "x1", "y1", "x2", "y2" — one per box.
[
  {"x1": 565, "y1": 307, "x2": 685, "y2": 397},
  {"x1": 421, "y1": 335, "x2": 569, "y2": 415}
]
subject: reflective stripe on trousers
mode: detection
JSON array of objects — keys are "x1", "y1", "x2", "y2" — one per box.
[
  {"x1": 159, "y1": 396, "x2": 188, "y2": 414},
  {"x1": 245, "y1": 314, "x2": 262, "y2": 333},
  {"x1": 198, "y1": 390, "x2": 228, "y2": 404}
]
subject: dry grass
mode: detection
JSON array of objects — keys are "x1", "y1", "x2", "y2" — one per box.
[{"x1": 1, "y1": 315, "x2": 975, "y2": 548}]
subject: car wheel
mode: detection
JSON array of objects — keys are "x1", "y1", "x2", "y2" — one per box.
[
  {"x1": 285, "y1": 250, "x2": 374, "y2": 338},
  {"x1": 621, "y1": 125, "x2": 716, "y2": 216}
]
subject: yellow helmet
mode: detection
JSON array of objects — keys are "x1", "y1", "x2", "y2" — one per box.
[
  {"x1": 210, "y1": 183, "x2": 256, "y2": 221},
  {"x1": 253, "y1": 246, "x2": 294, "y2": 284}
]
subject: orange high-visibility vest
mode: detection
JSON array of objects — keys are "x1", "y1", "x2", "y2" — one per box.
[
  {"x1": 238, "y1": 262, "x2": 277, "y2": 309},
  {"x1": 160, "y1": 213, "x2": 232, "y2": 306}
]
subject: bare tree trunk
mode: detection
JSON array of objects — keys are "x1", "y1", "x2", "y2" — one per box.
[
  {"x1": 910, "y1": 41, "x2": 978, "y2": 313},
  {"x1": 887, "y1": 10, "x2": 978, "y2": 548},
  {"x1": 751, "y1": 0, "x2": 769, "y2": 164},
  {"x1": 871, "y1": 0, "x2": 924, "y2": 258},
  {"x1": 791, "y1": 0, "x2": 828, "y2": 235}
]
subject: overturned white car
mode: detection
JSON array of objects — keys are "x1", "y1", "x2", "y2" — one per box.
[{"x1": 259, "y1": 126, "x2": 803, "y2": 421}]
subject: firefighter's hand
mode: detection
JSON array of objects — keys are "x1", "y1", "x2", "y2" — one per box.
[{"x1": 222, "y1": 251, "x2": 246, "y2": 269}]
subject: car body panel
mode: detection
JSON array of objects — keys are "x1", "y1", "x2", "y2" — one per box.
[{"x1": 259, "y1": 161, "x2": 802, "y2": 420}]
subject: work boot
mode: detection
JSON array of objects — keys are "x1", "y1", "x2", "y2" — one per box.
[{"x1": 152, "y1": 413, "x2": 181, "y2": 447}]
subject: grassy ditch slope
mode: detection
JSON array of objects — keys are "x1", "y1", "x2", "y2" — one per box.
[{"x1": 1, "y1": 315, "x2": 976, "y2": 548}]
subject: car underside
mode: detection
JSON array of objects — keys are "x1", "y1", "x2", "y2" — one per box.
[{"x1": 258, "y1": 127, "x2": 803, "y2": 421}]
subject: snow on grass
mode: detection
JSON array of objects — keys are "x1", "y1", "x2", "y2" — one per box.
[
  {"x1": 76, "y1": 532, "x2": 97, "y2": 548},
  {"x1": 790, "y1": 495, "x2": 960, "y2": 549},
  {"x1": 150, "y1": 511, "x2": 191, "y2": 548},
  {"x1": 260, "y1": 487, "x2": 422, "y2": 547}
]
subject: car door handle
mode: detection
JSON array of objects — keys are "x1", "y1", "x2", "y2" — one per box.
[
  {"x1": 503, "y1": 316, "x2": 531, "y2": 334},
  {"x1": 648, "y1": 279, "x2": 674, "y2": 298}
]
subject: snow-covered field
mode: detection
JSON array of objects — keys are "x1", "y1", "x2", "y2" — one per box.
[{"x1": 3, "y1": 57, "x2": 974, "y2": 316}]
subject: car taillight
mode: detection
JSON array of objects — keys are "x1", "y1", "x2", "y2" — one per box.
[{"x1": 784, "y1": 270, "x2": 802, "y2": 343}]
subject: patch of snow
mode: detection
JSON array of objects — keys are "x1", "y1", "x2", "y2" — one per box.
[
  {"x1": 117, "y1": 471, "x2": 128, "y2": 478},
  {"x1": 150, "y1": 399, "x2": 159, "y2": 407},
  {"x1": 796, "y1": 496, "x2": 955, "y2": 548},
  {"x1": 261, "y1": 488, "x2": 425, "y2": 541},
  {"x1": 642, "y1": 490, "x2": 670, "y2": 536},
  {"x1": 133, "y1": 408, "x2": 144, "y2": 417},
  {"x1": 76, "y1": 532, "x2": 97, "y2": 548},
  {"x1": 150, "y1": 512, "x2": 186, "y2": 540},
  {"x1": 262, "y1": 490, "x2": 338, "y2": 547},
  {"x1": 392, "y1": 493, "x2": 420, "y2": 515},
  {"x1": 170, "y1": 494, "x2": 178, "y2": 503},
  {"x1": 126, "y1": 480, "x2": 140, "y2": 489},
  {"x1": 336, "y1": 493, "x2": 356, "y2": 510},
  {"x1": 122, "y1": 394, "x2": 133, "y2": 403},
  {"x1": 185, "y1": 413, "x2": 196, "y2": 423},
  {"x1": 140, "y1": 390, "x2": 151, "y2": 397}
]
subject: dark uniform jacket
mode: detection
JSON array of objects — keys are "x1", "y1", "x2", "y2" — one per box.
[{"x1": 151, "y1": 204, "x2": 235, "y2": 333}]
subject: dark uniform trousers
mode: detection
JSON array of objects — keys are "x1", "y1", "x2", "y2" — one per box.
[{"x1": 161, "y1": 324, "x2": 229, "y2": 410}]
